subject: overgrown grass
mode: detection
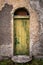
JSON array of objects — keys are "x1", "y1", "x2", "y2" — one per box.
[
  {"x1": 0, "y1": 59, "x2": 13, "y2": 65},
  {"x1": 0, "y1": 58, "x2": 43, "y2": 65}
]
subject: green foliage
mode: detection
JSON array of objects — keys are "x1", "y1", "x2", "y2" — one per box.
[
  {"x1": 0, "y1": 59, "x2": 13, "y2": 65},
  {"x1": 0, "y1": 58, "x2": 43, "y2": 65}
]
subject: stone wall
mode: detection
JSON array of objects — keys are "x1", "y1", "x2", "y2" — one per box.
[
  {"x1": 0, "y1": 4, "x2": 13, "y2": 56},
  {"x1": 30, "y1": 0, "x2": 43, "y2": 58},
  {"x1": 0, "y1": 0, "x2": 43, "y2": 59}
]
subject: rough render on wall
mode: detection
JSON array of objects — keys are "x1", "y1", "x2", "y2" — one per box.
[
  {"x1": 0, "y1": 3, "x2": 13, "y2": 56},
  {"x1": 30, "y1": 0, "x2": 43, "y2": 58},
  {"x1": 0, "y1": 0, "x2": 43, "y2": 59}
]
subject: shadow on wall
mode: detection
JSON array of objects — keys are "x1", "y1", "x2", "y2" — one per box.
[{"x1": 0, "y1": 3, "x2": 13, "y2": 45}]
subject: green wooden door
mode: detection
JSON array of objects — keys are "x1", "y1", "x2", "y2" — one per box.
[{"x1": 13, "y1": 16, "x2": 30, "y2": 55}]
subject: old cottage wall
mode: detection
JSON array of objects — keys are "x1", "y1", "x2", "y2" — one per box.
[
  {"x1": 0, "y1": 0, "x2": 43, "y2": 59},
  {"x1": 0, "y1": 3, "x2": 13, "y2": 56},
  {"x1": 30, "y1": 0, "x2": 43, "y2": 58}
]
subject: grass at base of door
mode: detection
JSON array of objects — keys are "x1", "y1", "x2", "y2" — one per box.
[
  {"x1": 0, "y1": 58, "x2": 43, "y2": 65},
  {"x1": 0, "y1": 59, "x2": 13, "y2": 65}
]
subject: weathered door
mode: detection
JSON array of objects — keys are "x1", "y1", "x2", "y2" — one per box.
[{"x1": 13, "y1": 16, "x2": 30, "y2": 55}]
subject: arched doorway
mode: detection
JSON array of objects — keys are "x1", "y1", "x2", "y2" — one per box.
[{"x1": 13, "y1": 7, "x2": 30, "y2": 57}]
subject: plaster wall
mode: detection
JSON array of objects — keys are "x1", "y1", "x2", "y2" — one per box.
[{"x1": 0, "y1": 0, "x2": 42, "y2": 58}]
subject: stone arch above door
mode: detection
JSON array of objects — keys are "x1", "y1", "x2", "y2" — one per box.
[{"x1": 14, "y1": 7, "x2": 30, "y2": 16}]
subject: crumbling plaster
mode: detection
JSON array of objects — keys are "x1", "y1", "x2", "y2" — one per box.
[{"x1": 0, "y1": 0, "x2": 43, "y2": 58}]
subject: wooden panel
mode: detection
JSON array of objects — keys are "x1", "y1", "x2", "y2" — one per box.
[{"x1": 13, "y1": 16, "x2": 30, "y2": 55}]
